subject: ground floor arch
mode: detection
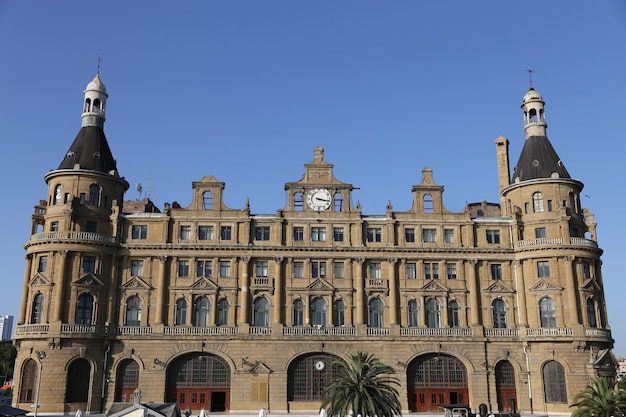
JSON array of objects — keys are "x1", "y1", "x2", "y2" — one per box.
[
  {"x1": 287, "y1": 352, "x2": 344, "y2": 403},
  {"x1": 407, "y1": 353, "x2": 468, "y2": 412},
  {"x1": 495, "y1": 360, "x2": 517, "y2": 412},
  {"x1": 165, "y1": 353, "x2": 231, "y2": 413}
]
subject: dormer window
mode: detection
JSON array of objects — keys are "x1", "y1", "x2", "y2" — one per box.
[
  {"x1": 423, "y1": 194, "x2": 433, "y2": 213},
  {"x1": 294, "y1": 192, "x2": 304, "y2": 211},
  {"x1": 203, "y1": 191, "x2": 213, "y2": 209}
]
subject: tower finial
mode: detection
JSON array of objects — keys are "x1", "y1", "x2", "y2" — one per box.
[
  {"x1": 97, "y1": 56, "x2": 102, "y2": 75},
  {"x1": 526, "y1": 67, "x2": 534, "y2": 88}
]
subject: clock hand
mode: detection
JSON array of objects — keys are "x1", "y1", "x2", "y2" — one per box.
[{"x1": 315, "y1": 197, "x2": 330, "y2": 202}]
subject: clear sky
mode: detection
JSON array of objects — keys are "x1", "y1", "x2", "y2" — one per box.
[{"x1": 1, "y1": 1, "x2": 625, "y2": 354}]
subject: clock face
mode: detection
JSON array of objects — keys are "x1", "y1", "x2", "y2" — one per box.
[
  {"x1": 307, "y1": 189, "x2": 332, "y2": 211},
  {"x1": 315, "y1": 360, "x2": 325, "y2": 371}
]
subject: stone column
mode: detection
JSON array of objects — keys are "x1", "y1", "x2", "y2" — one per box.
[
  {"x1": 273, "y1": 256, "x2": 283, "y2": 324},
  {"x1": 563, "y1": 255, "x2": 581, "y2": 325},
  {"x1": 154, "y1": 256, "x2": 168, "y2": 324},
  {"x1": 239, "y1": 257, "x2": 251, "y2": 324},
  {"x1": 52, "y1": 251, "x2": 67, "y2": 323},
  {"x1": 354, "y1": 257, "x2": 365, "y2": 325},
  {"x1": 467, "y1": 259, "x2": 480, "y2": 325},
  {"x1": 442, "y1": 297, "x2": 449, "y2": 328},
  {"x1": 514, "y1": 260, "x2": 528, "y2": 326},
  {"x1": 387, "y1": 258, "x2": 398, "y2": 325},
  {"x1": 19, "y1": 255, "x2": 33, "y2": 324},
  {"x1": 107, "y1": 255, "x2": 121, "y2": 326}
]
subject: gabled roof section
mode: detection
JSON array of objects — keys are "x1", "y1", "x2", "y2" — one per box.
[
  {"x1": 511, "y1": 135, "x2": 570, "y2": 182},
  {"x1": 73, "y1": 274, "x2": 104, "y2": 287},
  {"x1": 57, "y1": 126, "x2": 119, "y2": 175}
]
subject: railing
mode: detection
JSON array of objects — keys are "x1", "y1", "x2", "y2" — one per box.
[
  {"x1": 115, "y1": 326, "x2": 153, "y2": 335},
  {"x1": 517, "y1": 237, "x2": 597, "y2": 248},
  {"x1": 60, "y1": 324, "x2": 107, "y2": 334},
  {"x1": 526, "y1": 327, "x2": 573, "y2": 336},
  {"x1": 283, "y1": 326, "x2": 356, "y2": 336},
  {"x1": 164, "y1": 326, "x2": 239, "y2": 335},
  {"x1": 484, "y1": 328, "x2": 518, "y2": 337},
  {"x1": 400, "y1": 327, "x2": 472, "y2": 337},
  {"x1": 366, "y1": 327, "x2": 390, "y2": 335},
  {"x1": 15, "y1": 324, "x2": 50, "y2": 335},
  {"x1": 367, "y1": 278, "x2": 387, "y2": 288},
  {"x1": 30, "y1": 231, "x2": 116, "y2": 244},
  {"x1": 252, "y1": 277, "x2": 273, "y2": 286},
  {"x1": 249, "y1": 326, "x2": 272, "y2": 335},
  {"x1": 584, "y1": 328, "x2": 611, "y2": 338}
]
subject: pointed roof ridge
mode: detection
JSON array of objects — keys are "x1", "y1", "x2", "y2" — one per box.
[
  {"x1": 56, "y1": 126, "x2": 119, "y2": 175},
  {"x1": 511, "y1": 135, "x2": 570, "y2": 182}
]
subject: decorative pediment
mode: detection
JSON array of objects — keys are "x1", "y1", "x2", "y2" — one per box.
[
  {"x1": 421, "y1": 280, "x2": 449, "y2": 292},
  {"x1": 121, "y1": 276, "x2": 151, "y2": 290},
  {"x1": 593, "y1": 349, "x2": 618, "y2": 377},
  {"x1": 580, "y1": 278, "x2": 601, "y2": 293},
  {"x1": 529, "y1": 280, "x2": 562, "y2": 292},
  {"x1": 30, "y1": 273, "x2": 51, "y2": 287},
  {"x1": 307, "y1": 279, "x2": 335, "y2": 292},
  {"x1": 190, "y1": 277, "x2": 219, "y2": 290},
  {"x1": 485, "y1": 280, "x2": 514, "y2": 293},
  {"x1": 249, "y1": 361, "x2": 272, "y2": 375},
  {"x1": 73, "y1": 273, "x2": 104, "y2": 287}
]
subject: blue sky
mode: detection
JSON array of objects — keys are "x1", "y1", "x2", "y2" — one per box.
[{"x1": 1, "y1": 1, "x2": 625, "y2": 353}]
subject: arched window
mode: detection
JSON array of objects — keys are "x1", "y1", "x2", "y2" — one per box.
[
  {"x1": 19, "y1": 359, "x2": 37, "y2": 402},
  {"x1": 423, "y1": 194, "x2": 434, "y2": 213},
  {"x1": 53, "y1": 185, "x2": 63, "y2": 205},
  {"x1": 93, "y1": 98, "x2": 102, "y2": 113},
  {"x1": 288, "y1": 354, "x2": 343, "y2": 402},
  {"x1": 293, "y1": 299, "x2": 304, "y2": 326},
  {"x1": 543, "y1": 361, "x2": 567, "y2": 403},
  {"x1": 203, "y1": 191, "x2": 213, "y2": 209},
  {"x1": 586, "y1": 298, "x2": 597, "y2": 328},
  {"x1": 125, "y1": 295, "x2": 141, "y2": 326},
  {"x1": 84, "y1": 98, "x2": 91, "y2": 113},
  {"x1": 175, "y1": 298, "x2": 187, "y2": 325},
  {"x1": 253, "y1": 297, "x2": 269, "y2": 327},
  {"x1": 88, "y1": 184, "x2": 100, "y2": 206},
  {"x1": 333, "y1": 299, "x2": 345, "y2": 327},
  {"x1": 529, "y1": 108, "x2": 538, "y2": 123},
  {"x1": 66, "y1": 358, "x2": 91, "y2": 403},
  {"x1": 492, "y1": 299, "x2": 507, "y2": 328},
  {"x1": 311, "y1": 297, "x2": 326, "y2": 327},
  {"x1": 115, "y1": 359, "x2": 139, "y2": 402},
  {"x1": 448, "y1": 300, "x2": 460, "y2": 327},
  {"x1": 31, "y1": 293, "x2": 44, "y2": 324},
  {"x1": 532, "y1": 192, "x2": 544, "y2": 212},
  {"x1": 76, "y1": 293, "x2": 94, "y2": 325},
  {"x1": 426, "y1": 298, "x2": 441, "y2": 328},
  {"x1": 408, "y1": 299, "x2": 419, "y2": 327},
  {"x1": 193, "y1": 296, "x2": 211, "y2": 327},
  {"x1": 217, "y1": 298, "x2": 229, "y2": 326},
  {"x1": 569, "y1": 192, "x2": 576, "y2": 212},
  {"x1": 539, "y1": 297, "x2": 556, "y2": 328},
  {"x1": 294, "y1": 192, "x2": 304, "y2": 211},
  {"x1": 334, "y1": 193, "x2": 343, "y2": 212},
  {"x1": 368, "y1": 298, "x2": 384, "y2": 328}
]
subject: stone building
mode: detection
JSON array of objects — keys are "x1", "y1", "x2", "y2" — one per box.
[{"x1": 12, "y1": 74, "x2": 615, "y2": 415}]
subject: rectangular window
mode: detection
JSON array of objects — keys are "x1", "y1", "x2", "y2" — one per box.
[
  {"x1": 198, "y1": 225, "x2": 214, "y2": 240},
  {"x1": 486, "y1": 229, "x2": 501, "y2": 244},
  {"x1": 333, "y1": 262, "x2": 345, "y2": 278},
  {"x1": 38, "y1": 255, "x2": 48, "y2": 272},
  {"x1": 369, "y1": 262, "x2": 382, "y2": 278},
  {"x1": 131, "y1": 260, "x2": 143, "y2": 276},
  {"x1": 366, "y1": 227, "x2": 382, "y2": 242},
  {"x1": 490, "y1": 263, "x2": 502, "y2": 280},
  {"x1": 446, "y1": 263, "x2": 457, "y2": 279},
  {"x1": 424, "y1": 262, "x2": 439, "y2": 279},
  {"x1": 405, "y1": 228, "x2": 415, "y2": 243},
  {"x1": 220, "y1": 226, "x2": 232, "y2": 240},
  {"x1": 131, "y1": 225, "x2": 147, "y2": 239},
  {"x1": 293, "y1": 226, "x2": 304, "y2": 241},
  {"x1": 311, "y1": 227, "x2": 326, "y2": 242},
  {"x1": 50, "y1": 221, "x2": 59, "y2": 232},
  {"x1": 547, "y1": 200, "x2": 553, "y2": 211},
  {"x1": 86, "y1": 221, "x2": 97, "y2": 233},
  {"x1": 582, "y1": 261, "x2": 591, "y2": 279},
  {"x1": 422, "y1": 228, "x2": 437, "y2": 243},
  {"x1": 196, "y1": 260, "x2": 212, "y2": 277},
  {"x1": 537, "y1": 261, "x2": 550, "y2": 278},
  {"x1": 293, "y1": 261, "x2": 304, "y2": 278},
  {"x1": 312, "y1": 261, "x2": 326, "y2": 278},
  {"x1": 83, "y1": 255, "x2": 96, "y2": 273},
  {"x1": 255, "y1": 226, "x2": 270, "y2": 241},
  {"x1": 444, "y1": 229, "x2": 455, "y2": 243},
  {"x1": 406, "y1": 262, "x2": 417, "y2": 279},
  {"x1": 535, "y1": 227, "x2": 547, "y2": 238},
  {"x1": 180, "y1": 225, "x2": 191, "y2": 240},
  {"x1": 219, "y1": 260, "x2": 231, "y2": 277},
  {"x1": 333, "y1": 227, "x2": 344, "y2": 242},
  {"x1": 256, "y1": 261, "x2": 268, "y2": 277},
  {"x1": 178, "y1": 260, "x2": 190, "y2": 277}
]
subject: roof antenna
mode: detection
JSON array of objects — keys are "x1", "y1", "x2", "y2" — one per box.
[
  {"x1": 97, "y1": 56, "x2": 102, "y2": 75},
  {"x1": 526, "y1": 67, "x2": 534, "y2": 88}
]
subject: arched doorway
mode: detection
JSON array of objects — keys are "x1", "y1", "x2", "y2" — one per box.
[
  {"x1": 166, "y1": 353, "x2": 231, "y2": 412},
  {"x1": 287, "y1": 353, "x2": 343, "y2": 403},
  {"x1": 495, "y1": 361, "x2": 517, "y2": 412},
  {"x1": 407, "y1": 354, "x2": 468, "y2": 412},
  {"x1": 115, "y1": 359, "x2": 139, "y2": 402}
]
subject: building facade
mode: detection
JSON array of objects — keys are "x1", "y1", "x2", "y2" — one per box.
[
  {"x1": 13, "y1": 74, "x2": 614, "y2": 415},
  {"x1": 0, "y1": 315, "x2": 13, "y2": 342}
]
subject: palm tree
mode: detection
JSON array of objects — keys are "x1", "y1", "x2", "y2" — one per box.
[
  {"x1": 320, "y1": 351, "x2": 401, "y2": 417},
  {"x1": 570, "y1": 376, "x2": 626, "y2": 417}
]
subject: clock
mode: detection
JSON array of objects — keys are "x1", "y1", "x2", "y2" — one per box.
[
  {"x1": 315, "y1": 360, "x2": 325, "y2": 371},
  {"x1": 307, "y1": 189, "x2": 332, "y2": 211}
]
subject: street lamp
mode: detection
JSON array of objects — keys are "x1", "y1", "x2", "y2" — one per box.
[{"x1": 33, "y1": 351, "x2": 46, "y2": 417}]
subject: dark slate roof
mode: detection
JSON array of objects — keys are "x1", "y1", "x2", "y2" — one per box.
[
  {"x1": 107, "y1": 402, "x2": 180, "y2": 417},
  {"x1": 57, "y1": 126, "x2": 118, "y2": 174},
  {"x1": 511, "y1": 135, "x2": 570, "y2": 182},
  {"x1": 0, "y1": 405, "x2": 29, "y2": 417}
]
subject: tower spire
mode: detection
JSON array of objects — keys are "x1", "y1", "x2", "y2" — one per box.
[
  {"x1": 81, "y1": 72, "x2": 108, "y2": 128},
  {"x1": 526, "y1": 67, "x2": 534, "y2": 88}
]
